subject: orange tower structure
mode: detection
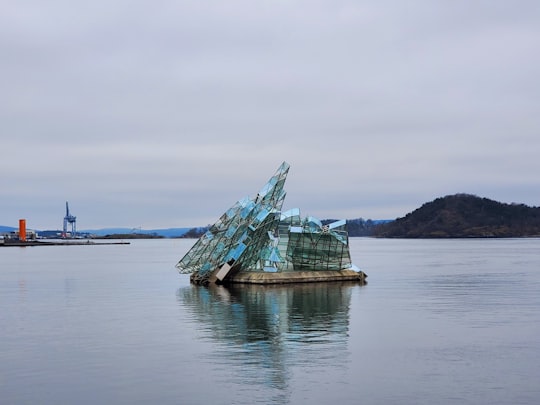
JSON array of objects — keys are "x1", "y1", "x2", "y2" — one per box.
[{"x1": 19, "y1": 219, "x2": 26, "y2": 242}]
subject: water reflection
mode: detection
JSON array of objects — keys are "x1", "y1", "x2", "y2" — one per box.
[{"x1": 178, "y1": 282, "x2": 361, "y2": 402}]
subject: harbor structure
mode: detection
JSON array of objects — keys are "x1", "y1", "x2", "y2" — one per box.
[
  {"x1": 176, "y1": 162, "x2": 365, "y2": 285},
  {"x1": 63, "y1": 202, "x2": 77, "y2": 238},
  {"x1": 0, "y1": 219, "x2": 38, "y2": 243},
  {"x1": 19, "y1": 219, "x2": 26, "y2": 242}
]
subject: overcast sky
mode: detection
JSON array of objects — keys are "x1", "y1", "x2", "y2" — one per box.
[{"x1": 2, "y1": 0, "x2": 539, "y2": 230}]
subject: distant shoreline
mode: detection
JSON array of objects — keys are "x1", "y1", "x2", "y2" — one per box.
[{"x1": 0, "y1": 240, "x2": 130, "y2": 247}]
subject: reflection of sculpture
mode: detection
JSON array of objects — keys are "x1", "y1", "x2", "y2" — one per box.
[
  {"x1": 177, "y1": 282, "x2": 356, "y2": 398},
  {"x1": 177, "y1": 162, "x2": 362, "y2": 285}
]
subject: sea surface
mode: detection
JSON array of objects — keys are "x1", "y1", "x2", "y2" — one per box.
[{"x1": 1, "y1": 238, "x2": 539, "y2": 404}]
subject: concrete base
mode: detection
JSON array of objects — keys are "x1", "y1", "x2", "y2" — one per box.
[{"x1": 225, "y1": 269, "x2": 367, "y2": 285}]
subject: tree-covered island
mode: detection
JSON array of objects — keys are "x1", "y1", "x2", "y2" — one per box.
[{"x1": 373, "y1": 193, "x2": 540, "y2": 238}]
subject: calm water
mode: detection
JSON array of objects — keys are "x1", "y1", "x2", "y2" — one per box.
[{"x1": 1, "y1": 238, "x2": 539, "y2": 404}]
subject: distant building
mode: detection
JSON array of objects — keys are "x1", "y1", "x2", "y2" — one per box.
[{"x1": 3, "y1": 229, "x2": 38, "y2": 241}]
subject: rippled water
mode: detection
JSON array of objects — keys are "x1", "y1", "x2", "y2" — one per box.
[{"x1": 1, "y1": 238, "x2": 539, "y2": 404}]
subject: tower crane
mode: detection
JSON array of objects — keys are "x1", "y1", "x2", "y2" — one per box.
[{"x1": 63, "y1": 201, "x2": 77, "y2": 238}]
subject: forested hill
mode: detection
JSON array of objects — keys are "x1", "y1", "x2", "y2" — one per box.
[{"x1": 373, "y1": 194, "x2": 540, "y2": 238}]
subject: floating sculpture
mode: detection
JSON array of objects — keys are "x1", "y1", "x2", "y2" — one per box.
[{"x1": 176, "y1": 162, "x2": 363, "y2": 285}]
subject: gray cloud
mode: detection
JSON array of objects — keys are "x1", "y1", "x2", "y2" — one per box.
[{"x1": 2, "y1": 0, "x2": 539, "y2": 229}]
